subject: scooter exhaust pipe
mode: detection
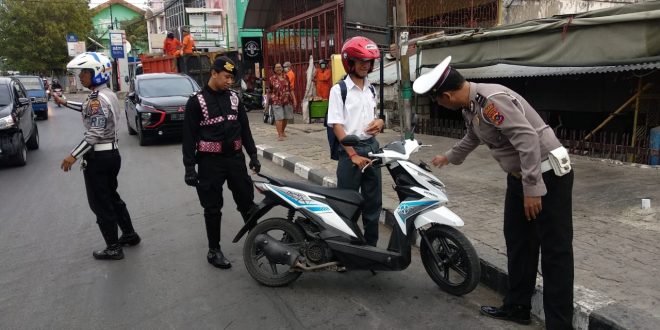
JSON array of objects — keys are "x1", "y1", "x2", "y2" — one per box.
[{"x1": 255, "y1": 234, "x2": 303, "y2": 266}]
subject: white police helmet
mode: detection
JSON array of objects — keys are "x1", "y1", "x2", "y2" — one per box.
[
  {"x1": 413, "y1": 56, "x2": 452, "y2": 95},
  {"x1": 66, "y1": 52, "x2": 112, "y2": 86}
]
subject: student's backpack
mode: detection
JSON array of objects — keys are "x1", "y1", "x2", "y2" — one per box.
[{"x1": 324, "y1": 78, "x2": 376, "y2": 160}]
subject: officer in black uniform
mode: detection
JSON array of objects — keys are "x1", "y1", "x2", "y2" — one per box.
[
  {"x1": 414, "y1": 56, "x2": 574, "y2": 329},
  {"x1": 55, "y1": 52, "x2": 140, "y2": 260},
  {"x1": 182, "y1": 56, "x2": 260, "y2": 269}
]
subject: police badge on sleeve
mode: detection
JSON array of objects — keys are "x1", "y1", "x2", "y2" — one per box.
[
  {"x1": 90, "y1": 116, "x2": 107, "y2": 128},
  {"x1": 230, "y1": 92, "x2": 239, "y2": 111}
]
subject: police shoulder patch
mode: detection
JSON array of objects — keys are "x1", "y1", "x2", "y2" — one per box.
[
  {"x1": 89, "y1": 90, "x2": 99, "y2": 99},
  {"x1": 89, "y1": 99, "x2": 102, "y2": 115},
  {"x1": 482, "y1": 102, "x2": 505, "y2": 126}
]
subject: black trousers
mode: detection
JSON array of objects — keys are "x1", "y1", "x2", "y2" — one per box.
[
  {"x1": 83, "y1": 150, "x2": 135, "y2": 246},
  {"x1": 336, "y1": 138, "x2": 382, "y2": 246},
  {"x1": 195, "y1": 152, "x2": 255, "y2": 249},
  {"x1": 503, "y1": 170, "x2": 574, "y2": 330}
]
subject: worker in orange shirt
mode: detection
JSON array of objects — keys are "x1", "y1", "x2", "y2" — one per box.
[
  {"x1": 181, "y1": 29, "x2": 195, "y2": 55},
  {"x1": 163, "y1": 32, "x2": 181, "y2": 57},
  {"x1": 283, "y1": 61, "x2": 295, "y2": 90},
  {"x1": 313, "y1": 59, "x2": 332, "y2": 99}
]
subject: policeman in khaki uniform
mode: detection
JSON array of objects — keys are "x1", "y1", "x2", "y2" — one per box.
[
  {"x1": 182, "y1": 56, "x2": 260, "y2": 269},
  {"x1": 54, "y1": 52, "x2": 140, "y2": 260},
  {"x1": 413, "y1": 56, "x2": 574, "y2": 329}
]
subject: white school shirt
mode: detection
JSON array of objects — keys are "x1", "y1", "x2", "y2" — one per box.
[{"x1": 326, "y1": 76, "x2": 378, "y2": 141}]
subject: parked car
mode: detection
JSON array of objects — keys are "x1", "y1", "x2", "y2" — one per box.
[
  {"x1": 15, "y1": 75, "x2": 48, "y2": 120},
  {"x1": 125, "y1": 73, "x2": 200, "y2": 146},
  {"x1": 0, "y1": 77, "x2": 39, "y2": 166}
]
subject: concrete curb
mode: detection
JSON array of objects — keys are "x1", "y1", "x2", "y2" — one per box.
[{"x1": 256, "y1": 143, "x2": 654, "y2": 330}]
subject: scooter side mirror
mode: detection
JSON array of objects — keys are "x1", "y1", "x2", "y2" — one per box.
[
  {"x1": 128, "y1": 92, "x2": 137, "y2": 103},
  {"x1": 341, "y1": 135, "x2": 360, "y2": 146}
]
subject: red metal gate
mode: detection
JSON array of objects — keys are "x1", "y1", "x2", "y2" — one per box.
[{"x1": 262, "y1": 1, "x2": 344, "y2": 114}]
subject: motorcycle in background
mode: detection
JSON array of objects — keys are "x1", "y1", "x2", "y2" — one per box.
[
  {"x1": 241, "y1": 77, "x2": 264, "y2": 112},
  {"x1": 53, "y1": 88, "x2": 65, "y2": 107}
]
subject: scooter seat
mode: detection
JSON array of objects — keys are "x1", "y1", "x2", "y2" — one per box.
[{"x1": 276, "y1": 178, "x2": 364, "y2": 205}]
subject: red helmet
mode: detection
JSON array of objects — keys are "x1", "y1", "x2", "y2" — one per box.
[{"x1": 341, "y1": 36, "x2": 380, "y2": 74}]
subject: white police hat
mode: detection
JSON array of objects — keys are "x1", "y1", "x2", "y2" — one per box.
[{"x1": 412, "y1": 56, "x2": 452, "y2": 95}]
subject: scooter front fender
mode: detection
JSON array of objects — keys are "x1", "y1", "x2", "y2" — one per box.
[
  {"x1": 414, "y1": 206, "x2": 464, "y2": 229},
  {"x1": 232, "y1": 197, "x2": 278, "y2": 243}
]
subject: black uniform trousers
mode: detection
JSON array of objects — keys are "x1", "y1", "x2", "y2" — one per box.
[
  {"x1": 83, "y1": 150, "x2": 136, "y2": 246},
  {"x1": 195, "y1": 152, "x2": 254, "y2": 249},
  {"x1": 336, "y1": 138, "x2": 382, "y2": 246},
  {"x1": 503, "y1": 170, "x2": 574, "y2": 330}
]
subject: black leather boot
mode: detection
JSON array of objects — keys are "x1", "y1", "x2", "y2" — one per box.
[
  {"x1": 480, "y1": 305, "x2": 531, "y2": 325},
  {"x1": 207, "y1": 248, "x2": 231, "y2": 269},
  {"x1": 118, "y1": 232, "x2": 141, "y2": 246},
  {"x1": 93, "y1": 244, "x2": 124, "y2": 260}
]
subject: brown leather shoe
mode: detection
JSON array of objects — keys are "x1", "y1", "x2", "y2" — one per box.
[{"x1": 480, "y1": 305, "x2": 531, "y2": 325}]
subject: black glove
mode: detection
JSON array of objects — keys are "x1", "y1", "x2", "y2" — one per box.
[
  {"x1": 184, "y1": 166, "x2": 198, "y2": 186},
  {"x1": 249, "y1": 154, "x2": 261, "y2": 173}
]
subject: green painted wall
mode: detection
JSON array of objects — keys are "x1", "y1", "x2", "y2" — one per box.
[
  {"x1": 236, "y1": 0, "x2": 262, "y2": 48},
  {"x1": 91, "y1": 4, "x2": 143, "y2": 50}
]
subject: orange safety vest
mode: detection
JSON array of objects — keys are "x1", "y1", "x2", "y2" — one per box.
[
  {"x1": 182, "y1": 34, "x2": 195, "y2": 55},
  {"x1": 314, "y1": 68, "x2": 332, "y2": 99},
  {"x1": 163, "y1": 38, "x2": 181, "y2": 57},
  {"x1": 286, "y1": 70, "x2": 295, "y2": 90}
]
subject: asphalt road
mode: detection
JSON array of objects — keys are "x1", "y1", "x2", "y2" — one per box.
[{"x1": 0, "y1": 100, "x2": 542, "y2": 329}]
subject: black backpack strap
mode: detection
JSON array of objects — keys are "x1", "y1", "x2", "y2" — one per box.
[{"x1": 339, "y1": 79, "x2": 347, "y2": 104}]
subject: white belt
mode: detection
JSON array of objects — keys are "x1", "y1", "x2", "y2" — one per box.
[
  {"x1": 540, "y1": 159, "x2": 552, "y2": 173},
  {"x1": 93, "y1": 142, "x2": 117, "y2": 151}
]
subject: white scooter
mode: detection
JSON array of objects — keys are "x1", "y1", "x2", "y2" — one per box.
[{"x1": 233, "y1": 130, "x2": 481, "y2": 296}]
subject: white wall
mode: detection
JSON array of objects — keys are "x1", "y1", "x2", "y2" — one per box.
[{"x1": 501, "y1": 0, "x2": 646, "y2": 25}]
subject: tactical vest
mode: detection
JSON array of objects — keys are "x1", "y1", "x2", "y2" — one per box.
[{"x1": 196, "y1": 92, "x2": 242, "y2": 153}]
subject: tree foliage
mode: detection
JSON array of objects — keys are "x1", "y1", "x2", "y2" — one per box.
[
  {"x1": 120, "y1": 16, "x2": 148, "y2": 55},
  {"x1": 0, "y1": 0, "x2": 93, "y2": 74}
]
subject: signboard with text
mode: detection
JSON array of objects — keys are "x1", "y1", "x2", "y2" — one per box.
[{"x1": 110, "y1": 32, "x2": 124, "y2": 59}]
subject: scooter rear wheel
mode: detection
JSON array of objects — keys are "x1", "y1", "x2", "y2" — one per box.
[
  {"x1": 243, "y1": 217, "x2": 305, "y2": 287},
  {"x1": 420, "y1": 225, "x2": 480, "y2": 296}
]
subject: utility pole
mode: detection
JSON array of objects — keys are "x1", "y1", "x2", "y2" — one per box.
[
  {"x1": 109, "y1": 4, "x2": 114, "y2": 29},
  {"x1": 396, "y1": 0, "x2": 413, "y2": 138}
]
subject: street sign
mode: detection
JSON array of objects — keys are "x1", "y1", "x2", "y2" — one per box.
[
  {"x1": 110, "y1": 32, "x2": 124, "y2": 59},
  {"x1": 66, "y1": 33, "x2": 78, "y2": 43},
  {"x1": 67, "y1": 41, "x2": 86, "y2": 57}
]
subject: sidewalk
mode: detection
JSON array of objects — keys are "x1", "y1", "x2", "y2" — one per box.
[{"x1": 246, "y1": 111, "x2": 659, "y2": 330}]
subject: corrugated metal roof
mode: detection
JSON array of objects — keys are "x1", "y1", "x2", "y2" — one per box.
[
  {"x1": 370, "y1": 60, "x2": 660, "y2": 85},
  {"x1": 456, "y1": 62, "x2": 660, "y2": 79},
  {"x1": 367, "y1": 55, "x2": 418, "y2": 85}
]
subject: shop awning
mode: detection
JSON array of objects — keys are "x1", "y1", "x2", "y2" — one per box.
[
  {"x1": 456, "y1": 62, "x2": 660, "y2": 79},
  {"x1": 242, "y1": 0, "x2": 279, "y2": 29},
  {"x1": 369, "y1": 58, "x2": 660, "y2": 85},
  {"x1": 416, "y1": 2, "x2": 660, "y2": 69}
]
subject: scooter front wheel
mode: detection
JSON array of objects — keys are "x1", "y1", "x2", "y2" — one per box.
[
  {"x1": 243, "y1": 217, "x2": 305, "y2": 287},
  {"x1": 420, "y1": 225, "x2": 481, "y2": 296}
]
